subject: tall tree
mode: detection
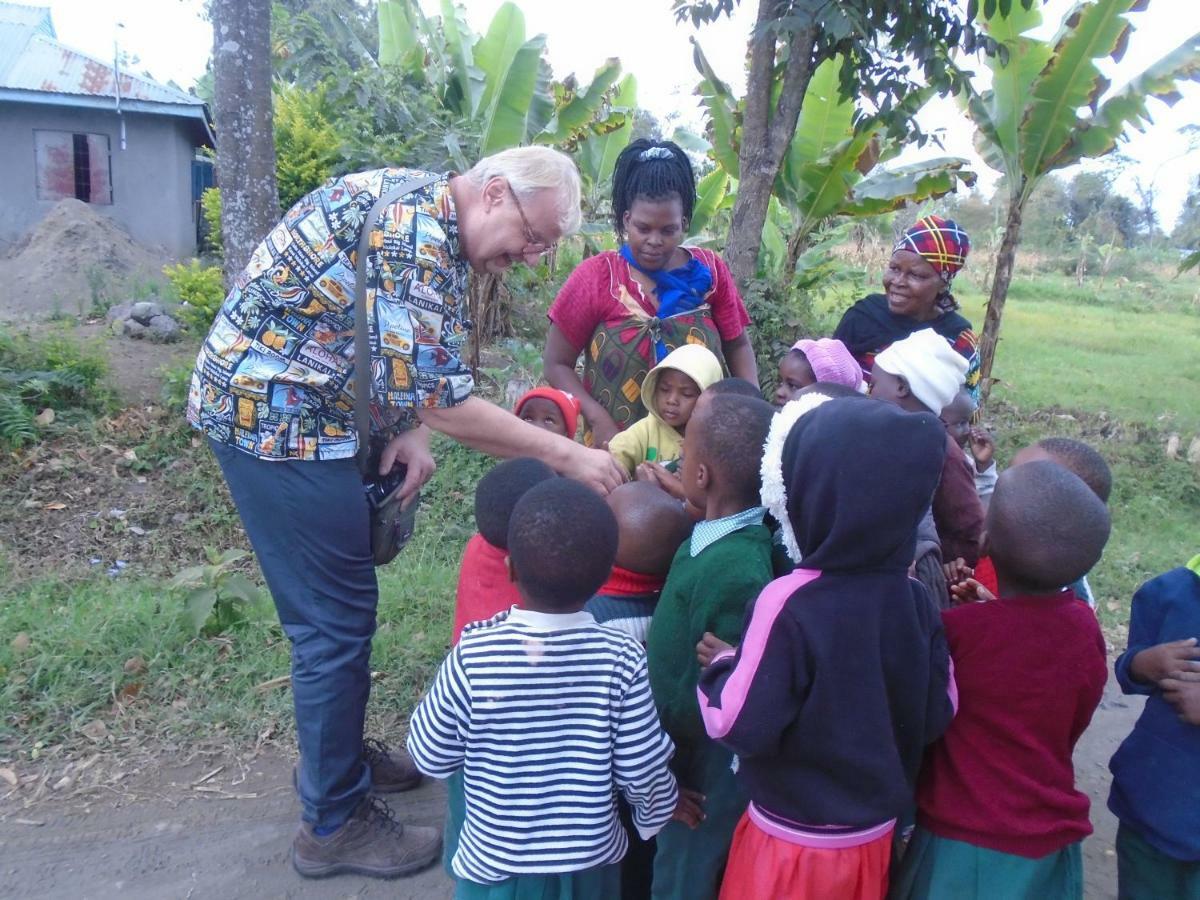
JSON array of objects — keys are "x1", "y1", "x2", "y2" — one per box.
[
  {"x1": 960, "y1": 0, "x2": 1200, "y2": 400},
  {"x1": 212, "y1": 0, "x2": 279, "y2": 285},
  {"x1": 674, "y1": 0, "x2": 1013, "y2": 287}
]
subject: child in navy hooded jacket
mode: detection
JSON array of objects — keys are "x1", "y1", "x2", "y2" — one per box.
[{"x1": 695, "y1": 395, "x2": 956, "y2": 900}]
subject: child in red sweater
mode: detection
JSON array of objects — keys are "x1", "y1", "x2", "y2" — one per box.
[
  {"x1": 451, "y1": 457, "x2": 556, "y2": 644},
  {"x1": 893, "y1": 459, "x2": 1111, "y2": 900}
]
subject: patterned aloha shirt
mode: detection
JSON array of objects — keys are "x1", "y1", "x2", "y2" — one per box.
[{"x1": 187, "y1": 168, "x2": 474, "y2": 461}]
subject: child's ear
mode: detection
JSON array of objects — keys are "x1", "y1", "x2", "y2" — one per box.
[
  {"x1": 896, "y1": 375, "x2": 912, "y2": 399},
  {"x1": 695, "y1": 461, "x2": 710, "y2": 491},
  {"x1": 505, "y1": 555, "x2": 517, "y2": 584}
]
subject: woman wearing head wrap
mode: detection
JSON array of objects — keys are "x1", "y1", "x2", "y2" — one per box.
[
  {"x1": 833, "y1": 215, "x2": 979, "y2": 400},
  {"x1": 543, "y1": 139, "x2": 759, "y2": 450}
]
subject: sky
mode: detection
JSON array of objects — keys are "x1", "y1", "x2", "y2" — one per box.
[{"x1": 38, "y1": 0, "x2": 1200, "y2": 230}]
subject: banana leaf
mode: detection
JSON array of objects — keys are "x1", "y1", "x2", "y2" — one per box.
[
  {"x1": 578, "y1": 74, "x2": 638, "y2": 190},
  {"x1": 440, "y1": 0, "x2": 484, "y2": 117},
  {"x1": 1059, "y1": 31, "x2": 1200, "y2": 167},
  {"x1": 689, "y1": 167, "x2": 729, "y2": 237},
  {"x1": 979, "y1": 1, "x2": 1050, "y2": 183},
  {"x1": 377, "y1": 0, "x2": 425, "y2": 75},
  {"x1": 474, "y1": 3, "x2": 528, "y2": 136},
  {"x1": 691, "y1": 38, "x2": 740, "y2": 177},
  {"x1": 535, "y1": 59, "x2": 623, "y2": 147},
  {"x1": 1018, "y1": 0, "x2": 1137, "y2": 180},
  {"x1": 841, "y1": 158, "x2": 977, "y2": 216}
]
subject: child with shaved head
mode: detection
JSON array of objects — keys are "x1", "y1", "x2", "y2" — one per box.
[
  {"x1": 894, "y1": 460, "x2": 1111, "y2": 900},
  {"x1": 587, "y1": 481, "x2": 694, "y2": 644}
]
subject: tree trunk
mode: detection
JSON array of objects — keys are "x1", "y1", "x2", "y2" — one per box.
[
  {"x1": 212, "y1": 0, "x2": 279, "y2": 287},
  {"x1": 723, "y1": 1, "x2": 816, "y2": 288},
  {"x1": 977, "y1": 183, "x2": 1026, "y2": 405}
]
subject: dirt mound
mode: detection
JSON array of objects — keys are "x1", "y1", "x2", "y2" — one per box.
[{"x1": 0, "y1": 199, "x2": 166, "y2": 321}]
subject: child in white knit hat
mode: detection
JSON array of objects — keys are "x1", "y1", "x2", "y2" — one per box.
[{"x1": 870, "y1": 329, "x2": 986, "y2": 568}]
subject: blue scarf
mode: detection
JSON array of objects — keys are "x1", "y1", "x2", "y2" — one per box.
[{"x1": 619, "y1": 245, "x2": 714, "y2": 361}]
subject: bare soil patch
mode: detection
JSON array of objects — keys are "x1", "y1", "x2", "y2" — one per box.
[{"x1": 0, "y1": 199, "x2": 168, "y2": 322}]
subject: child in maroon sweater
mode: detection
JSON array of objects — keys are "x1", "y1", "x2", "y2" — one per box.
[{"x1": 893, "y1": 460, "x2": 1111, "y2": 899}]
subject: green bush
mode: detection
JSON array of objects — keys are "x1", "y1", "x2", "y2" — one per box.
[
  {"x1": 201, "y1": 187, "x2": 223, "y2": 258},
  {"x1": 165, "y1": 260, "x2": 226, "y2": 333},
  {"x1": 274, "y1": 83, "x2": 341, "y2": 211}
]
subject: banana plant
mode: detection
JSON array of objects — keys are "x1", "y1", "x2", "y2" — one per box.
[
  {"x1": 691, "y1": 45, "x2": 976, "y2": 276},
  {"x1": 961, "y1": 0, "x2": 1200, "y2": 401}
]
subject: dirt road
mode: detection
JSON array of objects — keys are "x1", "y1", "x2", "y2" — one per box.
[{"x1": 0, "y1": 672, "x2": 1145, "y2": 900}]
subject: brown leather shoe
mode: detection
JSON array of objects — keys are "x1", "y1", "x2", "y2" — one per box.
[
  {"x1": 292, "y1": 796, "x2": 441, "y2": 879},
  {"x1": 363, "y1": 738, "x2": 422, "y2": 793}
]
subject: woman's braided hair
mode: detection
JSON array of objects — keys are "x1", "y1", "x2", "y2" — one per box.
[{"x1": 611, "y1": 139, "x2": 696, "y2": 239}]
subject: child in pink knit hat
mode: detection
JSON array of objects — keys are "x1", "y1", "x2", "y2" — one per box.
[{"x1": 773, "y1": 338, "x2": 864, "y2": 406}]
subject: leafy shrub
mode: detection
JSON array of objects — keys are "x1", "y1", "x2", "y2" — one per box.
[
  {"x1": 0, "y1": 331, "x2": 113, "y2": 447},
  {"x1": 201, "y1": 187, "x2": 223, "y2": 258},
  {"x1": 274, "y1": 83, "x2": 341, "y2": 211},
  {"x1": 172, "y1": 547, "x2": 264, "y2": 635},
  {"x1": 164, "y1": 260, "x2": 226, "y2": 333}
]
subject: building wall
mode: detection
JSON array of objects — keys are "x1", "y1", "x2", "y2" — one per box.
[{"x1": 0, "y1": 103, "x2": 201, "y2": 259}]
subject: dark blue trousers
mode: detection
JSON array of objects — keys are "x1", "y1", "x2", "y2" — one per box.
[{"x1": 211, "y1": 440, "x2": 376, "y2": 828}]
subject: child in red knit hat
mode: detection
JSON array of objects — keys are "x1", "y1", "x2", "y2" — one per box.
[{"x1": 514, "y1": 387, "x2": 582, "y2": 440}]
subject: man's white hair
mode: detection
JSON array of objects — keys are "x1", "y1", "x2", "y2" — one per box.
[{"x1": 466, "y1": 146, "x2": 582, "y2": 237}]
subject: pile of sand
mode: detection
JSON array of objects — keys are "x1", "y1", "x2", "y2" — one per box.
[{"x1": 0, "y1": 199, "x2": 165, "y2": 320}]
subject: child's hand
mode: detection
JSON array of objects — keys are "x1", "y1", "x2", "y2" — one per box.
[
  {"x1": 943, "y1": 557, "x2": 973, "y2": 587},
  {"x1": 949, "y1": 578, "x2": 995, "y2": 605},
  {"x1": 636, "y1": 462, "x2": 687, "y2": 501},
  {"x1": 1161, "y1": 675, "x2": 1200, "y2": 725},
  {"x1": 968, "y1": 427, "x2": 995, "y2": 470},
  {"x1": 697, "y1": 632, "x2": 734, "y2": 667},
  {"x1": 1130, "y1": 638, "x2": 1200, "y2": 685},
  {"x1": 671, "y1": 787, "x2": 706, "y2": 829}
]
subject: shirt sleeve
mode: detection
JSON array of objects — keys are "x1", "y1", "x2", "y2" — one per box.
[
  {"x1": 547, "y1": 255, "x2": 611, "y2": 351},
  {"x1": 697, "y1": 581, "x2": 809, "y2": 759},
  {"x1": 698, "y1": 250, "x2": 751, "y2": 341},
  {"x1": 613, "y1": 652, "x2": 680, "y2": 840},
  {"x1": 608, "y1": 418, "x2": 651, "y2": 476},
  {"x1": 406, "y1": 645, "x2": 471, "y2": 778},
  {"x1": 1114, "y1": 577, "x2": 1170, "y2": 696},
  {"x1": 933, "y1": 438, "x2": 985, "y2": 566},
  {"x1": 926, "y1": 605, "x2": 957, "y2": 742}
]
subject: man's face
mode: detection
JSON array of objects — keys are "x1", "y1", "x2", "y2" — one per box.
[{"x1": 465, "y1": 178, "x2": 561, "y2": 275}]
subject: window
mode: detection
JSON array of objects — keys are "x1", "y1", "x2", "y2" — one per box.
[{"x1": 34, "y1": 130, "x2": 113, "y2": 204}]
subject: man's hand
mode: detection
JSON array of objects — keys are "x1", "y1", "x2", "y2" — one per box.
[
  {"x1": 561, "y1": 446, "x2": 627, "y2": 495},
  {"x1": 379, "y1": 425, "x2": 436, "y2": 509},
  {"x1": 969, "y1": 427, "x2": 995, "y2": 470},
  {"x1": 1161, "y1": 676, "x2": 1200, "y2": 725},
  {"x1": 1130, "y1": 638, "x2": 1200, "y2": 685},
  {"x1": 697, "y1": 632, "x2": 734, "y2": 667},
  {"x1": 949, "y1": 578, "x2": 996, "y2": 605},
  {"x1": 943, "y1": 557, "x2": 973, "y2": 588},
  {"x1": 671, "y1": 788, "x2": 706, "y2": 829}
]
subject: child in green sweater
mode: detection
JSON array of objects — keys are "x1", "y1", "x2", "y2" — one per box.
[{"x1": 645, "y1": 393, "x2": 777, "y2": 900}]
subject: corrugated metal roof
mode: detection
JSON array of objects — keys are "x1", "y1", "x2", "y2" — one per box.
[
  {"x1": 0, "y1": 3, "x2": 54, "y2": 35},
  {"x1": 0, "y1": 3, "x2": 202, "y2": 108}
]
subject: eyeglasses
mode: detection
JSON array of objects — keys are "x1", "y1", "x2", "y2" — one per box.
[{"x1": 507, "y1": 183, "x2": 556, "y2": 256}]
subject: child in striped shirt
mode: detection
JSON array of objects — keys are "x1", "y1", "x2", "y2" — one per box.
[{"x1": 408, "y1": 478, "x2": 702, "y2": 898}]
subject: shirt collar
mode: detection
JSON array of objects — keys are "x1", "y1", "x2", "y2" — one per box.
[
  {"x1": 507, "y1": 606, "x2": 596, "y2": 631},
  {"x1": 690, "y1": 507, "x2": 767, "y2": 558}
]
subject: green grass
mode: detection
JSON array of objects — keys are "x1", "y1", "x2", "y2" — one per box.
[
  {"x1": 0, "y1": 437, "x2": 488, "y2": 757},
  {"x1": 957, "y1": 274, "x2": 1200, "y2": 432}
]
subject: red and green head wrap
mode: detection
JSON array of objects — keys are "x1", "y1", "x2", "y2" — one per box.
[{"x1": 894, "y1": 215, "x2": 971, "y2": 297}]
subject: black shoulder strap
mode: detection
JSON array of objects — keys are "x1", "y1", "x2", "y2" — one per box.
[{"x1": 353, "y1": 173, "x2": 441, "y2": 473}]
